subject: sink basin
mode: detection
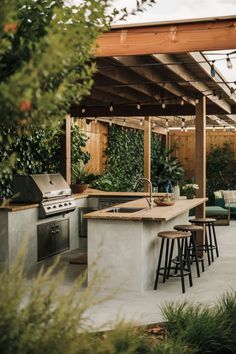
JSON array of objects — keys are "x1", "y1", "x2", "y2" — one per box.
[{"x1": 106, "y1": 207, "x2": 144, "y2": 213}]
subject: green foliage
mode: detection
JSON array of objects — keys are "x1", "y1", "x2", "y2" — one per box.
[
  {"x1": 92, "y1": 125, "x2": 184, "y2": 192},
  {"x1": 162, "y1": 293, "x2": 236, "y2": 354},
  {"x1": 206, "y1": 143, "x2": 236, "y2": 203},
  {"x1": 0, "y1": 124, "x2": 90, "y2": 197}
]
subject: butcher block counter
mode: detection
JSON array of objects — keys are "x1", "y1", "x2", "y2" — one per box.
[
  {"x1": 86, "y1": 197, "x2": 207, "y2": 292},
  {"x1": 84, "y1": 197, "x2": 206, "y2": 221}
]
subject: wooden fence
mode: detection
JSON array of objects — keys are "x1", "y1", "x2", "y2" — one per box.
[
  {"x1": 75, "y1": 119, "x2": 107, "y2": 173},
  {"x1": 169, "y1": 131, "x2": 236, "y2": 179}
]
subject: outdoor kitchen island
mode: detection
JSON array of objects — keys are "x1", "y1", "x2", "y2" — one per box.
[{"x1": 85, "y1": 197, "x2": 207, "y2": 292}]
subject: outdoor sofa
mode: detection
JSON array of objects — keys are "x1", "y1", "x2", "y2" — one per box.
[{"x1": 206, "y1": 190, "x2": 236, "y2": 225}]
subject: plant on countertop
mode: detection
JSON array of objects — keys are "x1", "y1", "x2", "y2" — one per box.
[{"x1": 71, "y1": 161, "x2": 98, "y2": 185}]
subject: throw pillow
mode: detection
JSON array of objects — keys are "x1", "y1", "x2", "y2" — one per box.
[{"x1": 221, "y1": 190, "x2": 236, "y2": 204}]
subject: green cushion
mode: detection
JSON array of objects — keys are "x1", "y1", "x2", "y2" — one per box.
[
  {"x1": 225, "y1": 203, "x2": 236, "y2": 211},
  {"x1": 206, "y1": 206, "x2": 229, "y2": 216}
]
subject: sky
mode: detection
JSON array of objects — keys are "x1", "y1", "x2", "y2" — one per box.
[{"x1": 112, "y1": 0, "x2": 236, "y2": 24}]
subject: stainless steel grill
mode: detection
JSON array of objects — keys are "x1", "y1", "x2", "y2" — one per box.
[{"x1": 13, "y1": 173, "x2": 76, "y2": 218}]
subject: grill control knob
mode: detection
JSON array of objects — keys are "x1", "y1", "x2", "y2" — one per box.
[
  {"x1": 68, "y1": 202, "x2": 71, "y2": 205},
  {"x1": 53, "y1": 205, "x2": 56, "y2": 209},
  {"x1": 59, "y1": 204, "x2": 63, "y2": 207},
  {"x1": 47, "y1": 207, "x2": 51, "y2": 210},
  {"x1": 64, "y1": 203, "x2": 68, "y2": 206}
]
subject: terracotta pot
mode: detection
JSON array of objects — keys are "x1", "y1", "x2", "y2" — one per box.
[{"x1": 71, "y1": 184, "x2": 89, "y2": 193}]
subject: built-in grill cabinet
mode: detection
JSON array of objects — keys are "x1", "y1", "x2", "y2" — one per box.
[{"x1": 37, "y1": 219, "x2": 69, "y2": 261}]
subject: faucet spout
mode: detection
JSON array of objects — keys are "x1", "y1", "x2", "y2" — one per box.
[{"x1": 134, "y1": 177, "x2": 153, "y2": 209}]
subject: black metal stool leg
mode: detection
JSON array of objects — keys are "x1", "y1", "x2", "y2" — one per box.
[
  {"x1": 167, "y1": 239, "x2": 175, "y2": 278},
  {"x1": 204, "y1": 226, "x2": 211, "y2": 266},
  {"x1": 212, "y1": 222, "x2": 219, "y2": 257},
  {"x1": 163, "y1": 238, "x2": 170, "y2": 283},
  {"x1": 177, "y1": 238, "x2": 185, "y2": 294},
  {"x1": 191, "y1": 231, "x2": 201, "y2": 277},
  {"x1": 208, "y1": 223, "x2": 214, "y2": 263},
  {"x1": 154, "y1": 238, "x2": 164, "y2": 289},
  {"x1": 185, "y1": 238, "x2": 193, "y2": 287}
]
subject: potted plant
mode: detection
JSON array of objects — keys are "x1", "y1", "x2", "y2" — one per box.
[
  {"x1": 183, "y1": 183, "x2": 199, "y2": 199},
  {"x1": 71, "y1": 161, "x2": 97, "y2": 193}
]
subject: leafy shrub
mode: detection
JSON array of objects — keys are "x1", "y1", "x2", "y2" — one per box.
[
  {"x1": 162, "y1": 293, "x2": 236, "y2": 354},
  {"x1": 206, "y1": 143, "x2": 236, "y2": 203},
  {"x1": 0, "y1": 124, "x2": 90, "y2": 197}
]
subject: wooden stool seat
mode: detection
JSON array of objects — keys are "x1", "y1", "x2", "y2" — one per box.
[
  {"x1": 158, "y1": 230, "x2": 191, "y2": 240},
  {"x1": 155, "y1": 230, "x2": 192, "y2": 293},
  {"x1": 174, "y1": 224, "x2": 203, "y2": 232},
  {"x1": 189, "y1": 218, "x2": 216, "y2": 223}
]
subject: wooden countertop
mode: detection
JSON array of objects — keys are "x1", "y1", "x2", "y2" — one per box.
[
  {"x1": 84, "y1": 197, "x2": 207, "y2": 222},
  {"x1": 0, "y1": 189, "x2": 161, "y2": 212}
]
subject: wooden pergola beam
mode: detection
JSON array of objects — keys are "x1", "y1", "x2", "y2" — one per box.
[
  {"x1": 59, "y1": 115, "x2": 71, "y2": 185},
  {"x1": 95, "y1": 18, "x2": 236, "y2": 57},
  {"x1": 195, "y1": 97, "x2": 206, "y2": 217},
  {"x1": 144, "y1": 116, "x2": 151, "y2": 191}
]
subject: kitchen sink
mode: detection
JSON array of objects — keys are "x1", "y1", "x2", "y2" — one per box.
[{"x1": 106, "y1": 207, "x2": 144, "y2": 213}]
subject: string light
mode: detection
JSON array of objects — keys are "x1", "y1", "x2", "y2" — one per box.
[
  {"x1": 165, "y1": 119, "x2": 169, "y2": 127},
  {"x1": 213, "y1": 90, "x2": 217, "y2": 100},
  {"x1": 137, "y1": 102, "x2": 141, "y2": 110},
  {"x1": 109, "y1": 118, "x2": 113, "y2": 126},
  {"x1": 195, "y1": 97, "x2": 199, "y2": 104},
  {"x1": 161, "y1": 100, "x2": 166, "y2": 109},
  {"x1": 230, "y1": 87, "x2": 235, "y2": 97},
  {"x1": 212, "y1": 125, "x2": 215, "y2": 132},
  {"x1": 226, "y1": 54, "x2": 233, "y2": 69},
  {"x1": 152, "y1": 121, "x2": 156, "y2": 128},
  {"x1": 180, "y1": 97, "x2": 184, "y2": 106},
  {"x1": 94, "y1": 117, "x2": 97, "y2": 124},
  {"x1": 140, "y1": 118, "x2": 144, "y2": 126},
  {"x1": 223, "y1": 126, "x2": 226, "y2": 131},
  {"x1": 181, "y1": 118, "x2": 185, "y2": 131},
  {"x1": 123, "y1": 118, "x2": 126, "y2": 126},
  {"x1": 210, "y1": 60, "x2": 216, "y2": 77},
  {"x1": 109, "y1": 103, "x2": 114, "y2": 112},
  {"x1": 81, "y1": 107, "x2": 86, "y2": 114}
]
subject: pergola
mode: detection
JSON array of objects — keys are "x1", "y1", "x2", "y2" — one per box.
[{"x1": 62, "y1": 15, "x2": 236, "y2": 218}]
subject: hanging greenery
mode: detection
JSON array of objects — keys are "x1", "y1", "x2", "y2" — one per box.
[{"x1": 92, "y1": 125, "x2": 184, "y2": 192}]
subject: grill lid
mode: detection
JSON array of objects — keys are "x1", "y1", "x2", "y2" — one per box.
[{"x1": 13, "y1": 173, "x2": 72, "y2": 203}]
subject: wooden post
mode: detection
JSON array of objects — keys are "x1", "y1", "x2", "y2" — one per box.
[
  {"x1": 59, "y1": 115, "x2": 71, "y2": 185},
  {"x1": 195, "y1": 97, "x2": 206, "y2": 217},
  {"x1": 144, "y1": 116, "x2": 151, "y2": 192}
]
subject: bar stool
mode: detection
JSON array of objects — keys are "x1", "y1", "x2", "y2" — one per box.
[
  {"x1": 154, "y1": 230, "x2": 192, "y2": 294},
  {"x1": 174, "y1": 224, "x2": 204, "y2": 277},
  {"x1": 189, "y1": 218, "x2": 219, "y2": 265}
]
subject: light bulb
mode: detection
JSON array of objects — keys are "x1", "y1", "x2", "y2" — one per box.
[
  {"x1": 109, "y1": 118, "x2": 112, "y2": 126},
  {"x1": 180, "y1": 97, "x2": 184, "y2": 106},
  {"x1": 123, "y1": 119, "x2": 126, "y2": 126},
  {"x1": 165, "y1": 119, "x2": 169, "y2": 127},
  {"x1": 211, "y1": 60, "x2": 216, "y2": 77},
  {"x1": 226, "y1": 55, "x2": 233, "y2": 69},
  {"x1": 94, "y1": 118, "x2": 97, "y2": 124},
  {"x1": 81, "y1": 107, "x2": 86, "y2": 114},
  {"x1": 161, "y1": 100, "x2": 166, "y2": 109},
  {"x1": 140, "y1": 119, "x2": 144, "y2": 126},
  {"x1": 223, "y1": 126, "x2": 226, "y2": 131},
  {"x1": 213, "y1": 125, "x2": 215, "y2": 132},
  {"x1": 152, "y1": 122, "x2": 156, "y2": 128},
  {"x1": 195, "y1": 97, "x2": 199, "y2": 104},
  {"x1": 181, "y1": 119, "x2": 185, "y2": 127},
  {"x1": 109, "y1": 103, "x2": 113, "y2": 112},
  {"x1": 137, "y1": 103, "x2": 141, "y2": 110}
]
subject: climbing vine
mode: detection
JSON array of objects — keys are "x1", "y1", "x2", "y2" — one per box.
[{"x1": 92, "y1": 125, "x2": 184, "y2": 192}]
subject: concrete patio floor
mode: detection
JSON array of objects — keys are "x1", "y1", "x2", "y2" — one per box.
[{"x1": 31, "y1": 220, "x2": 236, "y2": 331}]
